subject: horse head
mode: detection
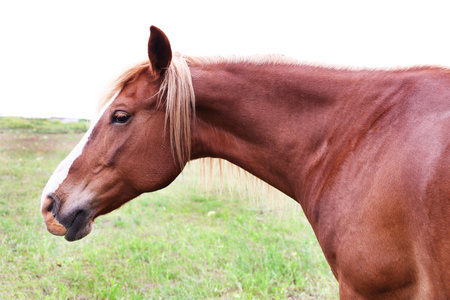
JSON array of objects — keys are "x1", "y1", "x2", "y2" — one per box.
[{"x1": 41, "y1": 26, "x2": 187, "y2": 241}]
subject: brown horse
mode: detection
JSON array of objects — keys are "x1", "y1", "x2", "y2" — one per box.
[{"x1": 41, "y1": 26, "x2": 449, "y2": 299}]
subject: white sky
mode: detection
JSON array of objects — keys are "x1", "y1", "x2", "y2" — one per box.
[{"x1": 0, "y1": 0, "x2": 449, "y2": 119}]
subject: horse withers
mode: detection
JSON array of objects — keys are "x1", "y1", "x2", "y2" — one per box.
[{"x1": 41, "y1": 26, "x2": 450, "y2": 298}]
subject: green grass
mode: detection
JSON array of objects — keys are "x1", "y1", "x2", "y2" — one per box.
[
  {"x1": 0, "y1": 116, "x2": 89, "y2": 133},
  {"x1": 0, "y1": 117, "x2": 338, "y2": 299}
]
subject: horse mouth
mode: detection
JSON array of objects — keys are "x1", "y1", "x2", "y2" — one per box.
[
  {"x1": 42, "y1": 197, "x2": 94, "y2": 241},
  {"x1": 58, "y1": 210, "x2": 94, "y2": 241}
]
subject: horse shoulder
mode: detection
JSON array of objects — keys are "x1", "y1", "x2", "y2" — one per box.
[{"x1": 311, "y1": 110, "x2": 449, "y2": 298}]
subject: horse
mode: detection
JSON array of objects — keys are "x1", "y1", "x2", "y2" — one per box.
[{"x1": 41, "y1": 26, "x2": 449, "y2": 299}]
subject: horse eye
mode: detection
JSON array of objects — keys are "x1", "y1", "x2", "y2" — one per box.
[{"x1": 112, "y1": 111, "x2": 131, "y2": 124}]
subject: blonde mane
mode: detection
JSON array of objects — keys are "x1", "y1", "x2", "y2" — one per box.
[{"x1": 160, "y1": 55, "x2": 195, "y2": 166}]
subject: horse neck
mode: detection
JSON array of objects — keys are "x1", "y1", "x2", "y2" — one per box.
[{"x1": 190, "y1": 61, "x2": 400, "y2": 204}]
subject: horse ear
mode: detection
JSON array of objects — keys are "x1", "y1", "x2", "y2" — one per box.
[{"x1": 148, "y1": 26, "x2": 172, "y2": 77}]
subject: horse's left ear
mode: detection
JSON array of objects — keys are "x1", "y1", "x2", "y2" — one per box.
[{"x1": 148, "y1": 26, "x2": 172, "y2": 77}]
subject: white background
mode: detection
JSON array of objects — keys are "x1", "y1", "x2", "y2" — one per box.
[{"x1": 1, "y1": 0, "x2": 449, "y2": 119}]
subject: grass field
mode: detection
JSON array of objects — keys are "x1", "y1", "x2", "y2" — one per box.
[{"x1": 0, "y1": 117, "x2": 338, "y2": 299}]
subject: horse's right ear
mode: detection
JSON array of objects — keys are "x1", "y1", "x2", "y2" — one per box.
[{"x1": 148, "y1": 26, "x2": 172, "y2": 78}]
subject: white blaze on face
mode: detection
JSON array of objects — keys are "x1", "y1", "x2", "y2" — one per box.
[{"x1": 40, "y1": 91, "x2": 120, "y2": 209}]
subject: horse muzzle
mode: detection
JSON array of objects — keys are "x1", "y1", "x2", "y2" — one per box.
[{"x1": 41, "y1": 193, "x2": 94, "y2": 241}]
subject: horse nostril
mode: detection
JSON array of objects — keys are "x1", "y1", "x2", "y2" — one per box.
[
  {"x1": 41, "y1": 193, "x2": 67, "y2": 236},
  {"x1": 46, "y1": 193, "x2": 60, "y2": 214},
  {"x1": 46, "y1": 199, "x2": 54, "y2": 212}
]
